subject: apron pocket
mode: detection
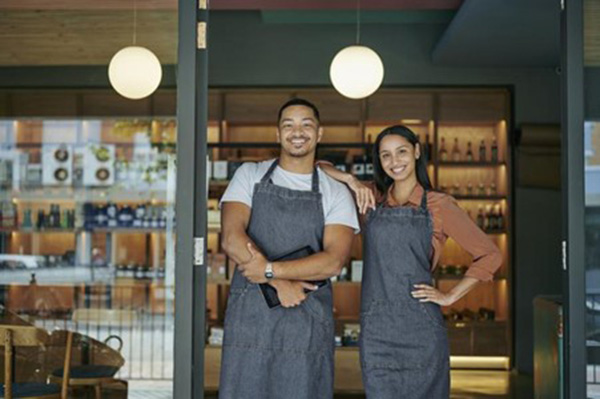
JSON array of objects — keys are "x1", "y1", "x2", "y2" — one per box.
[{"x1": 302, "y1": 295, "x2": 333, "y2": 326}]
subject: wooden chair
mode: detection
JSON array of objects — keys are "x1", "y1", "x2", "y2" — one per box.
[
  {"x1": 47, "y1": 331, "x2": 124, "y2": 399},
  {"x1": 0, "y1": 325, "x2": 73, "y2": 399}
]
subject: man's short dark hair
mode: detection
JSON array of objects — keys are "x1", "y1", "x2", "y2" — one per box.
[{"x1": 277, "y1": 98, "x2": 320, "y2": 124}]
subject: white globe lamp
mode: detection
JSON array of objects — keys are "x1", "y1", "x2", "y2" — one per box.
[
  {"x1": 330, "y1": 45, "x2": 384, "y2": 100},
  {"x1": 108, "y1": 46, "x2": 162, "y2": 100}
]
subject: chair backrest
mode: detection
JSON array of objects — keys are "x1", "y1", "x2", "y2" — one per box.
[
  {"x1": 0, "y1": 325, "x2": 49, "y2": 347},
  {"x1": 1, "y1": 326, "x2": 72, "y2": 399}
]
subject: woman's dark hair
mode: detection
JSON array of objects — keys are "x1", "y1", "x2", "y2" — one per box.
[{"x1": 372, "y1": 125, "x2": 433, "y2": 194}]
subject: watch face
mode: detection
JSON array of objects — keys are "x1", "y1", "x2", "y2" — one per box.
[
  {"x1": 54, "y1": 168, "x2": 69, "y2": 181},
  {"x1": 96, "y1": 168, "x2": 110, "y2": 181}
]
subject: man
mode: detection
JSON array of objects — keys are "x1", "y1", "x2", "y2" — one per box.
[{"x1": 218, "y1": 98, "x2": 359, "y2": 399}]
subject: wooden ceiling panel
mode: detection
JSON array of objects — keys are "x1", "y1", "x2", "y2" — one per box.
[{"x1": 0, "y1": 11, "x2": 177, "y2": 65}]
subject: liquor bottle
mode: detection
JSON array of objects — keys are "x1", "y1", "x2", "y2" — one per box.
[
  {"x1": 424, "y1": 134, "x2": 432, "y2": 161},
  {"x1": 439, "y1": 138, "x2": 448, "y2": 161},
  {"x1": 451, "y1": 138, "x2": 461, "y2": 162},
  {"x1": 478, "y1": 182, "x2": 486, "y2": 197},
  {"x1": 488, "y1": 182, "x2": 497, "y2": 196},
  {"x1": 466, "y1": 141, "x2": 474, "y2": 162},
  {"x1": 142, "y1": 205, "x2": 152, "y2": 228},
  {"x1": 476, "y1": 206, "x2": 485, "y2": 229},
  {"x1": 479, "y1": 140, "x2": 487, "y2": 162},
  {"x1": 22, "y1": 209, "x2": 33, "y2": 229},
  {"x1": 496, "y1": 205, "x2": 504, "y2": 230},
  {"x1": 60, "y1": 210, "x2": 69, "y2": 229},
  {"x1": 452, "y1": 182, "x2": 460, "y2": 196},
  {"x1": 118, "y1": 205, "x2": 134, "y2": 228},
  {"x1": 466, "y1": 181, "x2": 473, "y2": 196},
  {"x1": 106, "y1": 202, "x2": 118, "y2": 228},
  {"x1": 487, "y1": 205, "x2": 497, "y2": 230},
  {"x1": 491, "y1": 138, "x2": 499, "y2": 163},
  {"x1": 36, "y1": 209, "x2": 45, "y2": 229}
]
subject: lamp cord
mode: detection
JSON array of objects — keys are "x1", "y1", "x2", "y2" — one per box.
[
  {"x1": 133, "y1": 0, "x2": 137, "y2": 45},
  {"x1": 356, "y1": 0, "x2": 361, "y2": 44}
]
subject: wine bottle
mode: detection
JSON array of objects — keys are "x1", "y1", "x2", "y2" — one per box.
[
  {"x1": 476, "y1": 206, "x2": 485, "y2": 229},
  {"x1": 439, "y1": 138, "x2": 448, "y2": 161},
  {"x1": 491, "y1": 138, "x2": 499, "y2": 163},
  {"x1": 487, "y1": 205, "x2": 497, "y2": 230},
  {"x1": 466, "y1": 141, "x2": 474, "y2": 162},
  {"x1": 452, "y1": 138, "x2": 461, "y2": 162},
  {"x1": 496, "y1": 205, "x2": 504, "y2": 230},
  {"x1": 479, "y1": 139, "x2": 487, "y2": 162}
]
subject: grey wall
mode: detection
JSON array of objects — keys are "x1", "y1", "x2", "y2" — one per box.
[
  {"x1": 514, "y1": 188, "x2": 562, "y2": 373},
  {"x1": 207, "y1": 12, "x2": 561, "y2": 125}
]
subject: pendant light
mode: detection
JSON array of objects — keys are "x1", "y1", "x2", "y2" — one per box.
[
  {"x1": 108, "y1": 0, "x2": 162, "y2": 100},
  {"x1": 329, "y1": 0, "x2": 384, "y2": 100}
]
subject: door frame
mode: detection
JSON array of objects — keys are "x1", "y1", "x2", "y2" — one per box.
[
  {"x1": 561, "y1": 0, "x2": 586, "y2": 397},
  {"x1": 173, "y1": 1, "x2": 209, "y2": 399}
]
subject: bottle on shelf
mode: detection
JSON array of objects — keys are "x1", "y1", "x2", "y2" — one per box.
[
  {"x1": 488, "y1": 182, "x2": 497, "y2": 196},
  {"x1": 496, "y1": 204, "x2": 504, "y2": 230},
  {"x1": 486, "y1": 205, "x2": 497, "y2": 230},
  {"x1": 466, "y1": 181, "x2": 474, "y2": 196},
  {"x1": 451, "y1": 138, "x2": 461, "y2": 162},
  {"x1": 476, "y1": 206, "x2": 485, "y2": 229},
  {"x1": 424, "y1": 134, "x2": 432, "y2": 161},
  {"x1": 491, "y1": 137, "x2": 499, "y2": 163},
  {"x1": 451, "y1": 182, "x2": 461, "y2": 196},
  {"x1": 479, "y1": 139, "x2": 487, "y2": 162},
  {"x1": 21, "y1": 208, "x2": 33, "y2": 229},
  {"x1": 477, "y1": 182, "x2": 486, "y2": 197},
  {"x1": 466, "y1": 141, "x2": 474, "y2": 162},
  {"x1": 439, "y1": 138, "x2": 448, "y2": 161}
]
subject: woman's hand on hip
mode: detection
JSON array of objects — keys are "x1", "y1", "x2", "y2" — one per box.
[{"x1": 411, "y1": 284, "x2": 455, "y2": 307}]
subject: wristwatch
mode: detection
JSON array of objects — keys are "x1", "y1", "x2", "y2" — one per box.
[{"x1": 264, "y1": 262, "x2": 274, "y2": 280}]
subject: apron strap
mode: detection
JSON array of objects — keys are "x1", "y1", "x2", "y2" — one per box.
[
  {"x1": 311, "y1": 167, "x2": 320, "y2": 193},
  {"x1": 260, "y1": 159, "x2": 279, "y2": 183},
  {"x1": 260, "y1": 158, "x2": 320, "y2": 192},
  {"x1": 420, "y1": 189, "x2": 428, "y2": 210}
]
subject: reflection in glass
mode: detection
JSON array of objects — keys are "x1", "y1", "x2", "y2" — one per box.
[{"x1": 0, "y1": 119, "x2": 177, "y2": 397}]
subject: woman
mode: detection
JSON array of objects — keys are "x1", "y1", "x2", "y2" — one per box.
[{"x1": 319, "y1": 125, "x2": 502, "y2": 398}]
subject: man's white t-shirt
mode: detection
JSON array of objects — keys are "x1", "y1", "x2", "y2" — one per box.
[{"x1": 220, "y1": 159, "x2": 360, "y2": 233}]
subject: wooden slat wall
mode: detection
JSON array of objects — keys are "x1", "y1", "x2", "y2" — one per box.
[
  {"x1": 294, "y1": 90, "x2": 362, "y2": 123},
  {"x1": 367, "y1": 90, "x2": 434, "y2": 122},
  {"x1": 12, "y1": 92, "x2": 79, "y2": 117},
  {"x1": 585, "y1": 0, "x2": 600, "y2": 66},
  {"x1": 438, "y1": 91, "x2": 507, "y2": 122},
  {"x1": 223, "y1": 91, "x2": 291, "y2": 123}
]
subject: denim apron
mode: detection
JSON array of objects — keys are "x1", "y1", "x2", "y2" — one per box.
[
  {"x1": 219, "y1": 160, "x2": 335, "y2": 399},
  {"x1": 360, "y1": 190, "x2": 450, "y2": 399}
]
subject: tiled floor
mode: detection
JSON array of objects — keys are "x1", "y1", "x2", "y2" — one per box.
[{"x1": 127, "y1": 371, "x2": 534, "y2": 399}]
